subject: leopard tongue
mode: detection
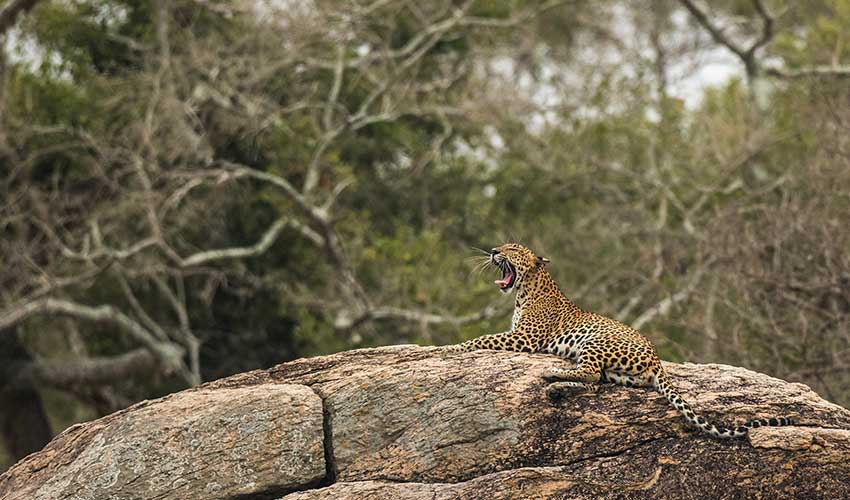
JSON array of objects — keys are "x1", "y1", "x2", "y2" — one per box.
[{"x1": 494, "y1": 270, "x2": 513, "y2": 287}]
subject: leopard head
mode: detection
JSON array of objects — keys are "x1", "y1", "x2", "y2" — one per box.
[{"x1": 489, "y1": 243, "x2": 549, "y2": 294}]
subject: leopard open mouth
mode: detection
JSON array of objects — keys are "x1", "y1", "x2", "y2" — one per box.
[{"x1": 494, "y1": 260, "x2": 516, "y2": 291}]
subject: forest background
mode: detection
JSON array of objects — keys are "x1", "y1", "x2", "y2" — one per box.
[{"x1": 2, "y1": 0, "x2": 849, "y2": 471}]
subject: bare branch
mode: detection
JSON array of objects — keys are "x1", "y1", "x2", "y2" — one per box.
[
  {"x1": 310, "y1": 0, "x2": 473, "y2": 71},
  {"x1": 180, "y1": 217, "x2": 288, "y2": 267},
  {"x1": 289, "y1": 219, "x2": 326, "y2": 247},
  {"x1": 323, "y1": 44, "x2": 346, "y2": 133},
  {"x1": 357, "y1": 0, "x2": 399, "y2": 16},
  {"x1": 160, "y1": 177, "x2": 205, "y2": 217},
  {"x1": 50, "y1": 227, "x2": 159, "y2": 263},
  {"x1": 459, "y1": 0, "x2": 575, "y2": 27},
  {"x1": 615, "y1": 283, "x2": 652, "y2": 322},
  {"x1": 10, "y1": 348, "x2": 158, "y2": 390},
  {"x1": 302, "y1": 131, "x2": 342, "y2": 195},
  {"x1": 631, "y1": 286, "x2": 694, "y2": 332},
  {"x1": 747, "y1": 0, "x2": 775, "y2": 59},
  {"x1": 765, "y1": 65, "x2": 850, "y2": 79},
  {"x1": 193, "y1": 164, "x2": 367, "y2": 311},
  {"x1": 334, "y1": 303, "x2": 507, "y2": 332},
  {"x1": 302, "y1": 1, "x2": 475, "y2": 194},
  {"x1": 132, "y1": 158, "x2": 182, "y2": 265},
  {"x1": 303, "y1": 45, "x2": 347, "y2": 194},
  {"x1": 679, "y1": 0, "x2": 849, "y2": 81},
  {"x1": 677, "y1": 0, "x2": 766, "y2": 78},
  {"x1": 630, "y1": 259, "x2": 714, "y2": 331},
  {"x1": 0, "y1": 298, "x2": 186, "y2": 375},
  {"x1": 217, "y1": 162, "x2": 328, "y2": 224},
  {"x1": 155, "y1": 0, "x2": 172, "y2": 74},
  {"x1": 3, "y1": 261, "x2": 113, "y2": 311},
  {"x1": 677, "y1": 0, "x2": 748, "y2": 63},
  {"x1": 150, "y1": 275, "x2": 200, "y2": 384},
  {"x1": 115, "y1": 270, "x2": 170, "y2": 342}
]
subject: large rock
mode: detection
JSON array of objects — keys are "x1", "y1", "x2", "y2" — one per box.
[
  {"x1": 0, "y1": 384, "x2": 325, "y2": 500},
  {"x1": 2, "y1": 345, "x2": 849, "y2": 500}
]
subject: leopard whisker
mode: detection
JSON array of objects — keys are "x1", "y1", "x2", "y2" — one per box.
[
  {"x1": 466, "y1": 255, "x2": 491, "y2": 279},
  {"x1": 472, "y1": 257, "x2": 492, "y2": 276}
]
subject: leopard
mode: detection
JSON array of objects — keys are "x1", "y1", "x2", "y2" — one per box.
[{"x1": 445, "y1": 242, "x2": 796, "y2": 439}]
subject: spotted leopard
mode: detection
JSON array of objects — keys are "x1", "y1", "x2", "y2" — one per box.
[{"x1": 446, "y1": 242, "x2": 796, "y2": 439}]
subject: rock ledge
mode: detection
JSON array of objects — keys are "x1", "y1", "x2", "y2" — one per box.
[{"x1": 1, "y1": 345, "x2": 848, "y2": 500}]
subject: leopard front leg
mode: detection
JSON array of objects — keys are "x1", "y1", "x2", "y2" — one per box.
[
  {"x1": 544, "y1": 363, "x2": 603, "y2": 383},
  {"x1": 443, "y1": 331, "x2": 532, "y2": 354}
]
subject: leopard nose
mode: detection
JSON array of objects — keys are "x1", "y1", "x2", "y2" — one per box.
[{"x1": 491, "y1": 248, "x2": 500, "y2": 255}]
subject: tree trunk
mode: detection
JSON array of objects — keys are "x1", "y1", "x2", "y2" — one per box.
[
  {"x1": 0, "y1": 386, "x2": 52, "y2": 464},
  {"x1": 0, "y1": 331, "x2": 52, "y2": 464},
  {"x1": 1, "y1": 345, "x2": 849, "y2": 500}
]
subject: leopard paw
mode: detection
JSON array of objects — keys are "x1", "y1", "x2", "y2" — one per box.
[
  {"x1": 541, "y1": 367, "x2": 568, "y2": 381},
  {"x1": 545, "y1": 381, "x2": 588, "y2": 401}
]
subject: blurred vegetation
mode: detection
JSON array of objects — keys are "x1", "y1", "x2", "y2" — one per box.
[{"x1": 2, "y1": 0, "x2": 850, "y2": 471}]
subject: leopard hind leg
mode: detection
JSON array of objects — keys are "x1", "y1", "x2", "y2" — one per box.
[
  {"x1": 543, "y1": 361, "x2": 602, "y2": 400},
  {"x1": 546, "y1": 381, "x2": 597, "y2": 400}
]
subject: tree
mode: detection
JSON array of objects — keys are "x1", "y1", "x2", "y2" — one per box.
[{"x1": 0, "y1": 0, "x2": 574, "y2": 464}]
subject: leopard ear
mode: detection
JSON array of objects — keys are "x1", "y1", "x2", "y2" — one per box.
[{"x1": 537, "y1": 256, "x2": 550, "y2": 266}]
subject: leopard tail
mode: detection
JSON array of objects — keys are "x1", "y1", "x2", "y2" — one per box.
[{"x1": 651, "y1": 368, "x2": 796, "y2": 439}]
